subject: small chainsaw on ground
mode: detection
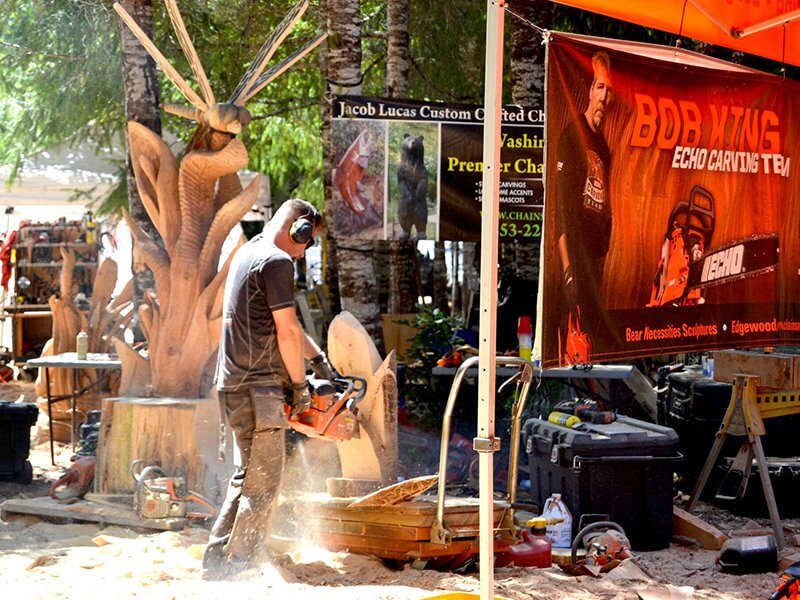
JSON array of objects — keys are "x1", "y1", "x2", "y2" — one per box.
[
  {"x1": 130, "y1": 460, "x2": 216, "y2": 520},
  {"x1": 285, "y1": 376, "x2": 367, "y2": 442}
]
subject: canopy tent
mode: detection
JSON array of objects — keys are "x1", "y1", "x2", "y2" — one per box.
[
  {"x1": 476, "y1": 1, "x2": 800, "y2": 598},
  {"x1": 551, "y1": 0, "x2": 800, "y2": 67}
]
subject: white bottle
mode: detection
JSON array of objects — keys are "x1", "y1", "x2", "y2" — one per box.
[
  {"x1": 76, "y1": 331, "x2": 89, "y2": 360},
  {"x1": 541, "y1": 493, "x2": 573, "y2": 548}
]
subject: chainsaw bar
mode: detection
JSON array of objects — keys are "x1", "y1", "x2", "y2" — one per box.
[{"x1": 686, "y1": 233, "x2": 779, "y2": 291}]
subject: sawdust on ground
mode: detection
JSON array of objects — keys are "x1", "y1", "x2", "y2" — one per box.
[{"x1": 1, "y1": 380, "x2": 798, "y2": 599}]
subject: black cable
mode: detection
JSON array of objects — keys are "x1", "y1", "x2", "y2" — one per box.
[{"x1": 501, "y1": 3, "x2": 549, "y2": 39}]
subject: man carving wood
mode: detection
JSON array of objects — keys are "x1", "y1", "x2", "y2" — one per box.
[{"x1": 203, "y1": 199, "x2": 334, "y2": 579}]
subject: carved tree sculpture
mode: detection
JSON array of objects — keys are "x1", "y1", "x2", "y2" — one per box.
[
  {"x1": 110, "y1": 0, "x2": 326, "y2": 399},
  {"x1": 37, "y1": 254, "x2": 133, "y2": 440}
]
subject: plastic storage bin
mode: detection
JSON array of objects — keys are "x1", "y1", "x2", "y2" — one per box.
[
  {"x1": 523, "y1": 415, "x2": 681, "y2": 550},
  {"x1": 0, "y1": 401, "x2": 39, "y2": 483},
  {"x1": 666, "y1": 366, "x2": 800, "y2": 493}
]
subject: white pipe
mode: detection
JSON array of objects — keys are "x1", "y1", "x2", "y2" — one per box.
[
  {"x1": 478, "y1": 1, "x2": 504, "y2": 598},
  {"x1": 736, "y1": 8, "x2": 800, "y2": 38}
]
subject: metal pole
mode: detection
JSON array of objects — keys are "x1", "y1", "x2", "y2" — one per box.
[{"x1": 478, "y1": 1, "x2": 504, "y2": 598}]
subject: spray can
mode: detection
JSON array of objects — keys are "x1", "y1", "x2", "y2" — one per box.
[
  {"x1": 76, "y1": 331, "x2": 89, "y2": 360},
  {"x1": 548, "y1": 411, "x2": 580, "y2": 428},
  {"x1": 517, "y1": 315, "x2": 532, "y2": 361},
  {"x1": 541, "y1": 493, "x2": 573, "y2": 548}
]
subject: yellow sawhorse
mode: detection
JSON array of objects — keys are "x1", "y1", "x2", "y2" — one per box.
[{"x1": 685, "y1": 373, "x2": 800, "y2": 549}]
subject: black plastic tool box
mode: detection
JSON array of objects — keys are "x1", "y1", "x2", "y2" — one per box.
[
  {"x1": 0, "y1": 401, "x2": 39, "y2": 483},
  {"x1": 523, "y1": 415, "x2": 681, "y2": 550},
  {"x1": 667, "y1": 366, "x2": 800, "y2": 491}
]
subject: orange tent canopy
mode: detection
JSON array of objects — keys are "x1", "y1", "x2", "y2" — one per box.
[{"x1": 550, "y1": 0, "x2": 800, "y2": 67}]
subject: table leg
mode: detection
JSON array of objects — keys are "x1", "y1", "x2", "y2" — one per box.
[
  {"x1": 71, "y1": 368, "x2": 77, "y2": 455},
  {"x1": 46, "y1": 366, "x2": 54, "y2": 465}
]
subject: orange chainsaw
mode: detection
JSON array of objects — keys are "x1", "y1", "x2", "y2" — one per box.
[
  {"x1": 130, "y1": 461, "x2": 216, "y2": 520},
  {"x1": 285, "y1": 376, "x2": 367, "y2": 442}
]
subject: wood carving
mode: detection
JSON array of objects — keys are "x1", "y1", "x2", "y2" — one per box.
[
  {"x1": 327, "y1": 311, "x2": 398, "y2": 485},
  {"x1": 96, "y1": 1, "x2": 326, "y2": 494},
  {"x1": 334, "y1": 129, "x2": 373, "y2": 215},
  {"x1": 112, "y1": 0, "x2": 327, "y2": 398},
  {"x1": 35, "y1": 256, "x2": 133, "y2": 441}
]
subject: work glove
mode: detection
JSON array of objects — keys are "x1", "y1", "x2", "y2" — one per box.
[
  {"x1": 563, "y1": 265, "x2": 578, "y2": 312},
  {"x1": 309, "y1": 352, "x2": 337, "y2": 380},
  {"x1": 289, "y1": 380, "x2": 311, "y2": 416}
]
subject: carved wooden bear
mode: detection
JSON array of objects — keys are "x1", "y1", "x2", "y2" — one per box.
[{"x1": 397, "y1": 133, "x2": 429, "y2": 239}]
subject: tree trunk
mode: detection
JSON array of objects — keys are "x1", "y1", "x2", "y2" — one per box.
[
  {"x1": 509, "y1": 1, "x2": 550, "y2": 294},
  {"x1": 325, "y1": 0, "x2": 382, "y2": 347},
  {"x1": 119, "y1": 0, "x2": 162, "y2": 342},
  {"x1": 433, "y1": 241, "x2": 448, "y2": 313},
  {"x1": 384, "y1": 0, "x2": 419, "y2": 314}
]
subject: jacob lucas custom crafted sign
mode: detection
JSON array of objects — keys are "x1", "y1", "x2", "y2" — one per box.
[
  {"x1": 330, "y1": 96, "x2": 543, "y2": 242},
  {"x1": 541, "y1": 33, "x2": 800, "y2": 368}
]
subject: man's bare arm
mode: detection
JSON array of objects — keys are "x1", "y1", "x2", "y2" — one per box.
[{"x1": 273, "y1": 306, "x2": 307, "y2": 383}]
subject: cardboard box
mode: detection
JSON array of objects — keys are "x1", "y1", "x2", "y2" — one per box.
[
  {"x1": 381, "y1": 313, "x2": 419, "y2": 362},
  {"x1": 713, "y1": 349, "x2": 800, "y2": 389}
]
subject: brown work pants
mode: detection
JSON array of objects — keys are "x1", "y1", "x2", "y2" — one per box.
[{"x1": 204, "y1": 385, "x2": 286, "y2": 567}]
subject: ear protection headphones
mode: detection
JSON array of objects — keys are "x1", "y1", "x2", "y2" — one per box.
[{"x1": 289, "y1": 209, "x2": 318, "y2": 248}]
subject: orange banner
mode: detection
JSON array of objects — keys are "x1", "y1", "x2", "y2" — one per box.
[{"x1": 541, "y1": 34, "x2": 800, "y2": 367}]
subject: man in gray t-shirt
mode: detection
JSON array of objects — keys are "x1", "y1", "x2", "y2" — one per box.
[{"x1": 204, "y1": 199, "x2": 334, "y2": 578}]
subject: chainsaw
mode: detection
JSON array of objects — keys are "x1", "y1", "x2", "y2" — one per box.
[
  {"x1": 285, "y1": 375, "x2": 367, "y2": 441},
  {"x1": 130, "y1": 460, "x2": 216, "y2": 520}
]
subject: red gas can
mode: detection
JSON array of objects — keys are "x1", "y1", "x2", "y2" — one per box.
[{"x1": 495, "y1": 518, "x2": 552, "y2": 568}]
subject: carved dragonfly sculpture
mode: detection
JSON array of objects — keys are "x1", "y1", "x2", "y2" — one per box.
[
  {"x1": 114, "y1": 0, "x2": 325, "y2": 150},
  {"x1": 111, "y1": 0, "x2": 325, "y2": 397}
]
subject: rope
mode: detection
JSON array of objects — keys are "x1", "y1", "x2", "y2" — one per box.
[
  {"x1": 501, "y1": 3, "x2": 549, "y2": 39},
  {"x1": 676, "y1": 0, "x2": 689, "y2": 51},
  {"x1": 782, "y1": 24, "x2": 787, "y2": 79}
]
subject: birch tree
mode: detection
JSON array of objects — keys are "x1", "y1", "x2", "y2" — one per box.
[{"x1": 326, "y1": 0, "x2": 382, "y2": 345}]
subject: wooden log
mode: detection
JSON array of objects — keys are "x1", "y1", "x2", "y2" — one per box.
[
  {"x1": 672, "y1": 506, "x2": 727, "y2": 550},
  {"x1": 0, "y1": 496, "x2": 188, "y2": 531},
  {"x1": 713, "y1": 349, "x2": 800, "y2": 389},
  {"x1": 94, "y1": 395, "x2": 231, "y2": 500}
]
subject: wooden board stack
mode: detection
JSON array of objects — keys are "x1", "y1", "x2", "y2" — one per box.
[{"x1": 293, "y1": 493, "x2": 510, "y2": 563}]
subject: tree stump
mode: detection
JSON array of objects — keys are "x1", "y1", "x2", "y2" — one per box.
[{"x1": 94, "y1": 395, "x2": 231, "y2": 500}]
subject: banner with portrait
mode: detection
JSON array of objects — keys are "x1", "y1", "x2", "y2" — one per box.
[
  {"x1": 541, "y1": 33, "x2": 800, "y2": 368},
  {"x1": 331, "y1": 96, "x2": 543, "y2": 242}
]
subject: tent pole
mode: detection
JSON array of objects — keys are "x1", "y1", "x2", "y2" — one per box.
[{"x1": 478, "y1": 1, "x2": 504, "y2": 598}]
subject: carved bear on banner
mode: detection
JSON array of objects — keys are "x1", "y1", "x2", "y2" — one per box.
[{"x1": 397, "y1": 133, "x2": 429, "y2": 240}]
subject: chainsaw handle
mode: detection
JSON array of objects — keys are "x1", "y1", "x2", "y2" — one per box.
[
  {"x1": 570, "y1": 521, "x2": 627, "y2": 565},
  {"x1": 183, "y1": 492, "x2": 217, "y2": 519},
  {"x1": 49, "y1": 470, "x2": 77, "y2": 500},
  {"x1": 333, "y1": 376, "x2": 367, "y2": 403}
]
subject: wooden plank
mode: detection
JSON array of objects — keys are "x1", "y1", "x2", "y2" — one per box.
[
  {"x1": 306, "y1": 508, "x2": 487, "y2": 528},
  {"x1": 673, "y1": 506, "x2": 727, "y2": 550},
  {"x1": 294, "y1": 495, "x2": 508, "y2": 528},
  {"x1": 0, "y1": 496, "x2": 188, "y2": 531},
  {"x1": 308, "y1": 517, "x2": 483, "y2": 541},
  {"x1": 713, "y1": 349, "x2": 800, "y2": 389},
  {"x1": 298, "y1": 492, "x2": 505, "y2": 514},
  {"x1": 348, "y1": 475, "x2": 438, "y2": 508},
  {"x1": 318, "y1": 531, "x2": 484, "y2": 559}
]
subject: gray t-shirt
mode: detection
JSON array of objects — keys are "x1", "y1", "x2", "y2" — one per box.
[{"x1": 215, "y1": 234, "x2": 295, "y2": 391}]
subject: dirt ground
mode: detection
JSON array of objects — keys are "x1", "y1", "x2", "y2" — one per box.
[{"x1": 1, "y1": 379, "x2": 799, "y2": 599}]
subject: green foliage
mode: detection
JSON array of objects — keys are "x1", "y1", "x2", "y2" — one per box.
[
  {"x1": 0, "y1": 0, "x2": 121, "y2": 178},
  {"x1": 399, "y1": 307, "x2": 465, "y2": 428},
  {"x1": 0, "y1": 0, "x2": 329, "y2": 214}
]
